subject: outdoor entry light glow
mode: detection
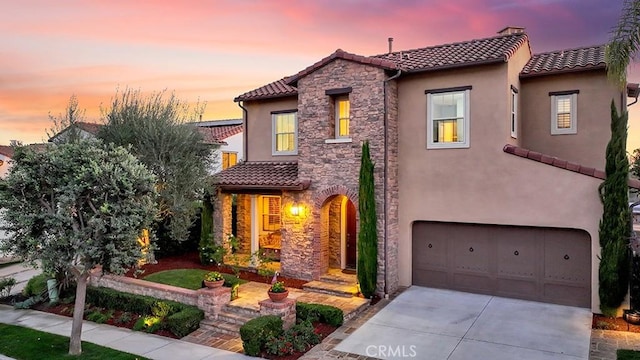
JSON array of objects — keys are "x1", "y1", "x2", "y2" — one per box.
[{"x1": 290, "y1": 203, "x2": 302, "y2": 216}]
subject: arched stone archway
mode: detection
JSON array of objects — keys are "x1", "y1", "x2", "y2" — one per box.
[{"x1": 311, "y1": 185, "x2": 359, "y2": 278}]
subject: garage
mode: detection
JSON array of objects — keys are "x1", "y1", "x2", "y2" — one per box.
[{"x1": 412, "y1": 221, "x2": 591, "y2": 307}]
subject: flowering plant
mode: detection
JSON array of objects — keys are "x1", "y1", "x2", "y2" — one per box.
[
  {"x1": 204, "y1": 271, "x2": 224, "y2": 282},
  {"x1": 269, "y1": 281, "x2": 286, "y2": 293}
]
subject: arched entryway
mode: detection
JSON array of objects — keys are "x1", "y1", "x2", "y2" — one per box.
[{"x1": 320, "y1": 195, "x2": 357, "y2": 271}]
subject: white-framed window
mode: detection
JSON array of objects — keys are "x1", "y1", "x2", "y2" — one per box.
[
  {"x1": 261, "y1": 196, "x2": 281, "y2": 231},
  {"x1": 335, "y1": 96, "x2": 350, "y2": 139},
  {"x1": 510, "y1": 86, "x2": 518, "y2": 138},
  {"x1": 272, "y1": 111, "x2": 298, "y2": 155},
  {"x1": 426, "y1": 87, "x2": 471, "y2": 149},
  {"x1": 550, "y1": 91, "x2": 578, "y2": 135}
]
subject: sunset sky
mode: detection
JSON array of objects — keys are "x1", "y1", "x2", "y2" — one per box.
[{"x1": 2, "y1": 0, "x2": 639, "y2": 151}]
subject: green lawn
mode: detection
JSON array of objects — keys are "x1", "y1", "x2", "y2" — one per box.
[
  {"x1": 0, "y1": 323, "x2": 148, "y2": 359},
  {"x1": 143, "y1": 269, "x2": 246, "y2": 290},
  {"x1": 619, "y1": 349, "x2": 640, "y2": 360}
]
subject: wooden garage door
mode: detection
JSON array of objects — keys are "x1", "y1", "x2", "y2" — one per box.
[{"x1": 412, "y1": 221, "x2": 591, "y2": 307}]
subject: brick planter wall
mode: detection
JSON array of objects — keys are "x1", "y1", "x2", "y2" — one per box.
[{"x1": 89, "y1": 272, "x2": 230, "y2": 320}]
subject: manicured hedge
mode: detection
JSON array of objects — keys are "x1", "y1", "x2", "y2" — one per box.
[
  {"x1": 86, "y1": 286, "x2": 203, "y2": 337},
  {"x1": 296, "y1": 302, "x2": 343, "y2": 327},
  {"x1": 239, "y1": 315, "x2": 283, "y2": 356}
]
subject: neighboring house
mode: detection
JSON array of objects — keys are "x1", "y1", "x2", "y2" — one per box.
[
  {"x1": 50, "y1": 120, "x2": 243, "y2": 174},
  {"x1": 0, "y1": 145, "x2": 13, "y2": 179},
  {"x1": 213, "y1": 26, "x2": 640, "y2": 312},
  {"x1": 190, "y1": 119, "x2": 244, "y2": 174}
]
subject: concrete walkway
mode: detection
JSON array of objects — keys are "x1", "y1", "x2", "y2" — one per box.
[{"x1": 0, "y1": 304, "x2": 255, "y2": 359}]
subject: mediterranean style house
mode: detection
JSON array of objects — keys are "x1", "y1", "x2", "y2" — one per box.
[{"x1": 214, "y1": 26, "x2": 639, "y2": 312}]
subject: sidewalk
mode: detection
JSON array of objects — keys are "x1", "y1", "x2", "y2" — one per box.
[
  {"x1": 0, "y1": 305, "x2": 256, "y2": 359},
  {"x1": 0, "y1": 261, "x2": 41, "y2": 296}
]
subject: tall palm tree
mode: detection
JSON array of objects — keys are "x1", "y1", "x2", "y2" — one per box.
[{"x1": 607, "y1": 0, "x2": 640, "y2": 88}]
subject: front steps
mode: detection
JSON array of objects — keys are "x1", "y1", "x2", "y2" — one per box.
[
  {"x1": 199, "y1": 303, "x2": 260, "y2": 335},
  {"x1": 302, "y1": 270, "x2": 359, "y2": 298}
]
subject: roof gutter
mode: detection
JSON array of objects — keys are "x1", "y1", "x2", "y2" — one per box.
[
  {"x1": 238, "y1": 101, "x2": 248, "y2": 162},
  {"x1": 382, "y1": 69, "x2": 402, "y2": 298}
]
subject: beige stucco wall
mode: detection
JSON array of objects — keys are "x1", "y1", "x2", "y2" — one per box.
[
  {"x1": 397, "y1": 62, "x2": 605, "y2": 312},
  {"x1": 243, "y1": 97, "x2": 298, "y2": 162},
  {"x1": 506, "y1": 42, "x2": 532, "y2": 145},
  {"x1": 520, "y1": 71, "x2": 622, "y2": 170}
]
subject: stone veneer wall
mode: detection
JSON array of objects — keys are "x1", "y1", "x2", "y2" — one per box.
[
  {"x1": 213, "y1": 192, "x2": 232, "y2": 251},
  {"x1": 288, "y1": 58, "x2": 396, "y2": 293},
  {"x1": 236, "y1": 194, "x2": 252, "y2": 254},
  {"x1": 384, "y1": 79, "x2": 399, "y2": 295},
  {"x1": 280, "y1": 191, "x2": 315, "y2": 280},
  {"x1": 328, "y1": 198, "x2": 342, "y2": 268},
  {"x1": 90, "y1": 272, "x2": 199, "y2": 306}
]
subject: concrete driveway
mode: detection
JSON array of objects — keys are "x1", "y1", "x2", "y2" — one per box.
[{"x1": 335, "y1": 286, "x2": 592, "y2": 359}]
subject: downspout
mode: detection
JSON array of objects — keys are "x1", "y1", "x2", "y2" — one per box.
[
  {"x1": 237, "y1": 101, "x2": 248, "y2": 161},
  {"x1": 382, "y1": 69, "x2": 402, "y2": 298}
]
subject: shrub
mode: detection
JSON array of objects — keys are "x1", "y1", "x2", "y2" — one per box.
[
  {"x1": 86, "y1": 310, "x2": 110, "y2": 324},
  {"x1": 85, "y1": 286, "x2": 203, "y2": 337},
  {"x1": 358, "y1": 140, "x2": 378, "y2": 299},
  {"x1": 22, "y1": 273, "x2": 49, "y2": 298},
  {"x1": 265, "y1": 320, "x2": 320, "y2": 356},
  {"x1": 239, "y1": 315, "x2": 283, "y2": 356},
  {"x1": 200, "y1": 242, "x2": 226, "y2": 266},
  {"x1": 296, "y1": 302, "x2": 343, "y2": 327},
  {"x1": 0, "y1": 277, "x2": 16, "y2": 298},
  {"x1": 115, "y1": 312, "x2": 134, "y2": 325},
  {"x1": 165, "y1": 307, "x2": 204, "y2": 337}
]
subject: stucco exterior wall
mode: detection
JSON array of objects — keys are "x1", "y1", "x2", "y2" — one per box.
[
  {"x1": 222, "y1": 132, "x2": 244, "y2": 163},
  {"x1": 0, "y1": 154, "x2": 11, "y2": 179},
  {"x1": 244, "y1": 97, "x2": 298, "y2": 162},
  {"x1": 396, "y1": 62, "x2": 605, "y2": 311},
  {"x1": 506, "y1": 43, "x2": 532, "y2": 145},
  {"x1": 520, "y1": 71, "x2": 622, "y2": 169}
]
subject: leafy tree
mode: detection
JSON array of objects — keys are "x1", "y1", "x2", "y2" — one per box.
[
  {"x1": 357, "y1": 141, "x2": 378, "y2": 299},
  {"x1": 599, "y1": 101, "x2": 631, "y2": 316},
  {"x1": 0, "y1": 141, "x2": 157, "y2": 355},
  {"x1": 98, "y1": 89, "x2": 213, "y2": 255},
  {"x1": 46, "y1": 95, "x2": 87, "y2": 144},
  {"x1": 606, "y1": 0, "x2": 640, "y2": 88}
]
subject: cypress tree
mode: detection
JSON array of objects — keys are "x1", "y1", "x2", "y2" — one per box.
[
  {"x1": 358, "y1": 141, "x2": 378, "y2": 299},
  {"x1": 598, "y1": 100, "x2": 631, "y2": 316}
]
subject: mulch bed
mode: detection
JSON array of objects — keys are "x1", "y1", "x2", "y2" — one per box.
[
  {"x1": 260, "y1": 322, "x2": 337, "y2": 360},
  {"x1": 125, "y1": 252, "x2": 308, "y2": 289},
  {"x1": 593, "y1": 313, "x2": 640, "y2": 333}
]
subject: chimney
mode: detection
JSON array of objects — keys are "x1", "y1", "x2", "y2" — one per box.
[
  {"x1": 497, "y1": 26, "x2": 525, "y2": 35},
  {"x1": 388, "y1": 37, "x2": 394, "y2": 54}
]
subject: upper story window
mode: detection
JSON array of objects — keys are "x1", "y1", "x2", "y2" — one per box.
[
  {"x1": 511, "y1": 86, "x2": 518, "y2": 139},
  {"x1": 335, "y1": 96, "x2": 350, "y2": 138},
  {"x1": 426, "y1": 86, "x2": 471, "y2": 149},
  {"x1": 222, "y1": 151, "x2": 237, "y2": 169},
  {"x1": 325, "y1": 87, "x2": 353, "y2": 143},
  {"x1": 550, "y1": 90, "x2": 578, "y2": 135},
  {"x1": 272, "y1": 110, "x2": 298, "y2": 155}
]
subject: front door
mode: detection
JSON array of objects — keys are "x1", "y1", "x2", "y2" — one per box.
[{"x1": 346, "y1": 201, "x2": 357, "y2": 269}]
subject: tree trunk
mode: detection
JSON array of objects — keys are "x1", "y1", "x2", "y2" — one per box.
[{"x1": 69, "y1": 270, "x2": 89, "y2": 355}]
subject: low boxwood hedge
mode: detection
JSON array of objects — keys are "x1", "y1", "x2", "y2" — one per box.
[
  {"x1": 85, "y1": 286, "x2": 203, "y2": 337},
  {"x1": 296, "y1": 302, "x2": 343, "y2": 327},
  {"x1": 239, "y1": 315, "x2": 284, "y2": 356}
]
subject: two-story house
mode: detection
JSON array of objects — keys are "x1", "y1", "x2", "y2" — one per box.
[{"x1": 213, "y1": 27, "x2": 639, "y2": 312}]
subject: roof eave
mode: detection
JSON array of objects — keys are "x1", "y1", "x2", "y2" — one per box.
[
  {"x1": 234, "y1": 92, "x2": 298, "y2": 103},
  {"x1": 217, "y1": 181, "x2": 310, "y2": 191}
]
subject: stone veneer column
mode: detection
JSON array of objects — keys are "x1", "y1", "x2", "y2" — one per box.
[
  {"x1": 259, "y1": 298, "x2": 296, "y2": 330},
  {"x1": 196, "y1": 286, "x2": 231, "y2": 320}
]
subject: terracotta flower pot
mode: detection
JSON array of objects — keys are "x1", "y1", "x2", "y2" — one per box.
[
  {"x1": 204, "y1": 279, "x2": 225, "y2": 289},
  {"x1": 268, "y1": 290, "x2": 289, "y2": 302}
]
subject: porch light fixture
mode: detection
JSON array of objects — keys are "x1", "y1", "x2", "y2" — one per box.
[{"x1": 290, "y1": 203, "x2": 302, "y2": 216}]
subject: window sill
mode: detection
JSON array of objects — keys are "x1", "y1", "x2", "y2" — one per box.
[
  {"x1": 325, "y1": 138, "x2": 353, "y2": 144},
  {"x1": 427, "y1": 142, "x2": 469, "y2": 149}
]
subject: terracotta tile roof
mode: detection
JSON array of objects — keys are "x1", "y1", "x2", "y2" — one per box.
[
  {"x1": 234, "y1": 77, "x2": 298, "y2": 102},
  {"x1": 197, "y1": 124, "x2": 243, "y2": 145},
  {"x1": 235, "y1": 33, "x2": 529, "y2": 101},
  {"x1": 503, "y1": 144, "x2": 640, "y2": 189},
  {"x1": 213, "y1": 161, "x2": 311, "y2": 190},
  {"x1": 373, "y1": 33, "x2": 529, "y2": 73},
  {"x1": 286, "y1": 49, "x2": 398, "y2": 85},
  {"x1": 0, "y1": 145, "x2": 13, "y2": 158},
  {"x1": 75, "y1": 122, "x2": 103, "y2": 135},
  {"x1": 520, "y1": 45, "x2": 606, "y2": 78}
]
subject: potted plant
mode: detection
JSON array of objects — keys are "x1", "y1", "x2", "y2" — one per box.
[
  {"x1": 267, "y1": 281, "x2": 288, "y2": 302},
  {"x1": 204, "y1": 271, "x2": 225, "y2": 288}
]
